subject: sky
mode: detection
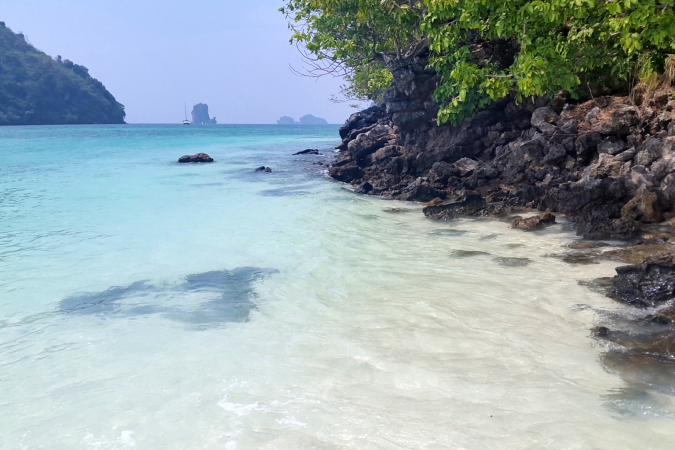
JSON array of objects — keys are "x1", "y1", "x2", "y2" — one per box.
[{"x1": 3, "y1": 0, "x2": 362, "y2": 124}]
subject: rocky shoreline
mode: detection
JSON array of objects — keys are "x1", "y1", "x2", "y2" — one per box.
[{"x1": 326, "y1": 53, "x2": 675, "y2": 384}]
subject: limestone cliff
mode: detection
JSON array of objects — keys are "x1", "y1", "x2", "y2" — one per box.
[{"x1": 191, "y1": 103, "x2": 217, "y2": 124}]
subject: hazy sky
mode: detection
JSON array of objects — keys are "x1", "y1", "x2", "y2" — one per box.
[{"x1": 3, "y1": 1, "x2": 361, "y2": 124}]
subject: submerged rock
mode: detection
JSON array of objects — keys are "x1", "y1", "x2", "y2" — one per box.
[
  {"x1": 294, "y1": 149, "x2": 322, "y2": 155},
  {"x1": 512, "y1": 212, "x2": 556, "y2": 231},
  {"x1": 423, "y1": 192, "x2": 487, "y2": 220},
  {"x1": 255, "y1": 166, "x2": 272, "y2": 173},
  {"x1": 493, "y1": 257, "x2": 532, "y2": 267},
  {"x1": 178, "y1": 153, "x2": 214, "y2": 163},
  {"x1": 451, "y1": 250, "x2": 490, "y2": 258}
]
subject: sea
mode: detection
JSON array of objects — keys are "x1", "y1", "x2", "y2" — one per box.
[{"x1": 1, "y1": 124, "x2": 674, "y2": 449}]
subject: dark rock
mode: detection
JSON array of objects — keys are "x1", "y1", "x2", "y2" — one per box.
[
  {"x1": 600, "y1": 106, "x2": 640, "y2": 135},
  {"x1": 615, "y1": 147, "x2": 637, "y2": 162},
  {"x1": 178, "y1": 153, "x2": 214, "y2": 163},
  {"x1": 329, "y1": 163, "x2": 364, "y2": 183},
  {"x1": 598, "y1": 136, "x2": 629, "y2": 155},
  {"x1": 531, "y1": 106, "x2": 559, "y2": 132},
  {"x1": 355, "y1": 182, "x2": 373, "y2": 194},
  {"x1": 294, "y1": 149, "x2": 322, "y2": 155},
  {"x1": 401, "y1": 177, "x2": 444, "y2": 202},
  {"x1": 621, "y1": 185, "x2": 662, "y2": 223},
  {"x1": 255, "y1": 166, "x2": 272, "y2": 173},
  {"x1": 451, "y1": 250, "x2": 490, "y2": 258},
  {"x1": 347, "y1": 125, "x2": 395, "y2": 160},
  {"x1": 512, "y1": 212, "x2": 556, "y2": 231},
  {"x1": 542, "y1": 145, "x2": 567, "y2": 165},
  {"x1": 454, "y1": 157, "x2": 480, "y2": 176},
  {"x1": 608, "y1": 251, "x2": 675, "y2": 307},
  {"x1": 423, "y1": 192, "x2": 487, "y2": 220}
]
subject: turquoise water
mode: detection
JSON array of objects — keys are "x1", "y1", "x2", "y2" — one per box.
[{"x1": 1, "y1": 124, "x2": 675, "y2": 449}]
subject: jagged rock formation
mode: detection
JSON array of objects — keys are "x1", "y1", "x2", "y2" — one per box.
[
  {"x1": 329, "y1": 50, "x2": 675, "y2": 239},
  {"x1": 0, "y1": 21, "x2": 125, "y2": 125},
  {"x1": 191, "y1": 103, "x2": 217, "y2": 124}
]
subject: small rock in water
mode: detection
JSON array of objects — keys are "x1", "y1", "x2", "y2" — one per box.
[
  {"x1": 512, "y1": 212, "x2": 556, "y2": 231},
  {"x1": 451, "y1": 250, "x2": 490, "y2": 258},
  {"x1": 293, "y1": 149, "x2": 322, "y2": 155},
  {"x1": 178, "y1": 153, "x2": 214, "y2": 163},
  {"x1": 493, "y1": 257, "x2": 532, "y2": 267},
  {"x1": 383, "y1": 208, "x2": 413, "y2": 214},
  {"x1": 255, "y1": 166, "x2": 272, "y2": 173},
  {"x1": 568, "y1": 242, "x2": 610, "y2": 250},
  {"x1": 561, "y1": 254, "x2": 600, "y2": 265}
]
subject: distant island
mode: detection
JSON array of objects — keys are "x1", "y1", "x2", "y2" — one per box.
[
  {"x1": 191, "y1": 103, "x2": 217, "y2": 124},
  {"x1": 277, "y1": 114, "x2": 328, "y2": 125},
  {"x1": 0, "y1": 21, "x2": 125, "y2": 125}
]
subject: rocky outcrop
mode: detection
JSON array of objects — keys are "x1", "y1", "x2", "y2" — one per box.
[
  {"x1": 298, "y1": 114, "x2": 328, "y2": 125},
  {"x1": 277, "y1": 116, "x2": 295, "y2": 125},
  {"x1": 329, "y1": 52, "x2": 675, "y2": 240},
  {"x1": 178, "y1": 153, "x2": 214, "y2": 163},
  {"x1": 191, "y1": 104, "x2": 217, "y2": 124}
]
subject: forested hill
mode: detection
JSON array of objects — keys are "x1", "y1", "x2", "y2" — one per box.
[{"x1": 0, "y1": 21, "x2": 125, "y2": 125}]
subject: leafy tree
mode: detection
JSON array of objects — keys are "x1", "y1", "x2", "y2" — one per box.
[
  {"x1": 280, "y1": 0, "x2": 427, "y2": 102},
  {"x1": 425, "y1": 0, "x2": 675, "y2": 124},
  {"x1": 282, "y1": 0, "x2": 675, "y2": 124}
]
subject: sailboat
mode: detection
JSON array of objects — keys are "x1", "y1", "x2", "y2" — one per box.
[{"x1": 182, "y1": 102, "x2": 190, "y2": 125}]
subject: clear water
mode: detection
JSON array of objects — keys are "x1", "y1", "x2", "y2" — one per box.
[{"x1": 1, "y1": 124, "x2": 674, "y2": 449}]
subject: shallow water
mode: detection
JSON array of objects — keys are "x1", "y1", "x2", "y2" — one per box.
[{"x1": 1, "y1": 124, "x2": 674, "y2": 449}]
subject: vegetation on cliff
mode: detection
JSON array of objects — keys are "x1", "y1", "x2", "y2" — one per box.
[
  {"x1": 0, "y1": 22, "x2": 125, "y2": 125},
  {"x1": 281, "y1": 0, "x2": 675, "y2": 124}
]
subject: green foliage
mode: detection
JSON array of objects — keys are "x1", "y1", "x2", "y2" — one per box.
[
  {"x1": 280, "y1": 0, "x2": 426, "y2": 101},
  {"x1": 0, "y1": 22, "x2": 125, "y2": 125},
  {"x1": 333, "y1": 62, "x2": 394, "y2": 103},
  {"x1": 282, "y1": 1, "x2": 675, "y2": 124},
  {"x1": 425, "y1": 0, "x2": 675, "y2": 124}
]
